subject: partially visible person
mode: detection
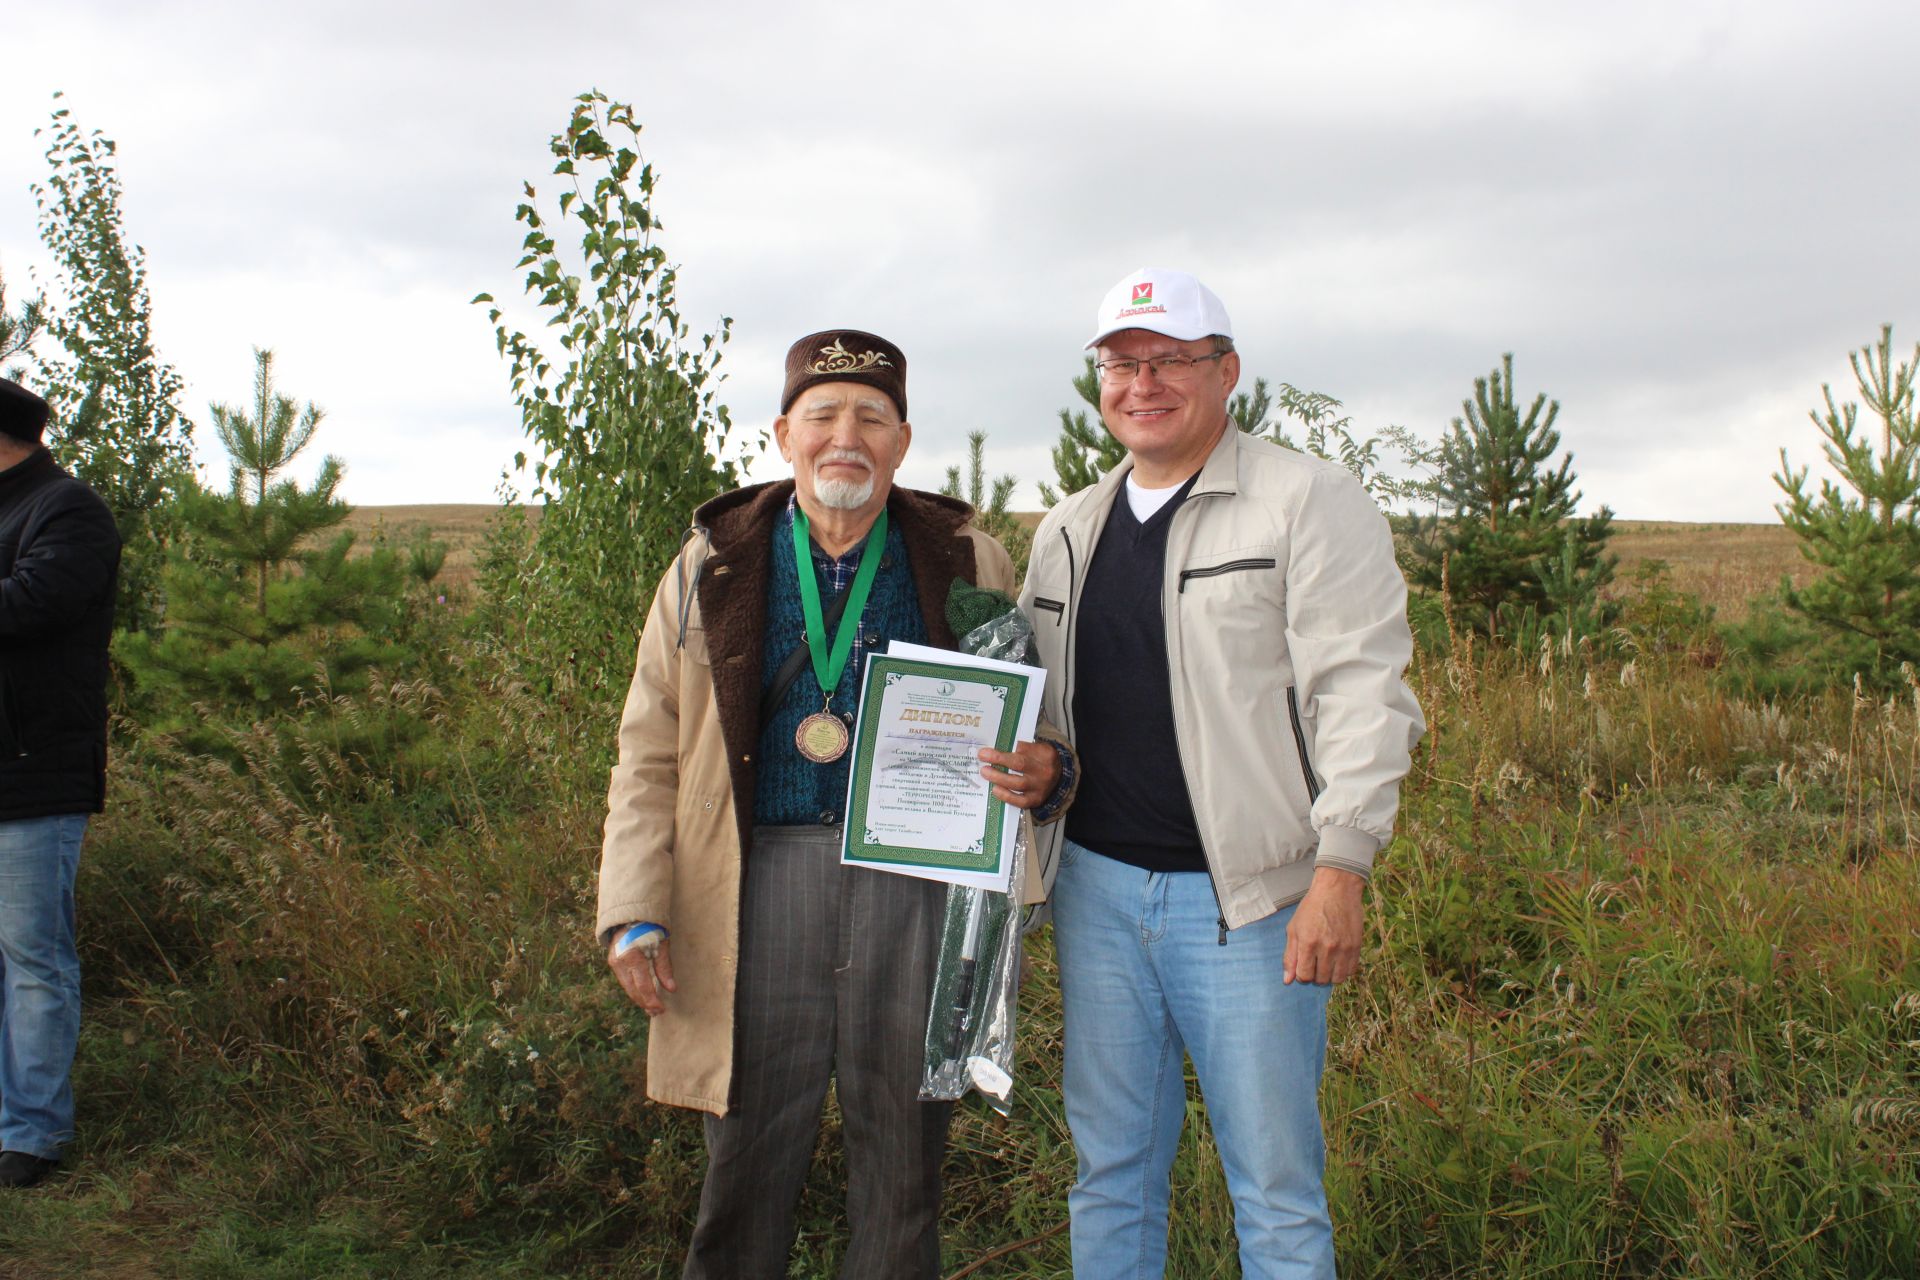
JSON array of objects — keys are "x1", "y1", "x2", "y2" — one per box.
[
  {"x1": 597, "y1": 330, "x2": 1072, "y2": 1278},
  {"x1": 0, "y1": 378, "x2": 121, "y2": 1190},
  {"x1": 1020, "y1": 270, "x2": 1424, "y2": 1277}
]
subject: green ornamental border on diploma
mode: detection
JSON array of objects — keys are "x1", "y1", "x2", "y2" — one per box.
[{"x1": 844, "y1": 655, "x2": 1029, "y2": 874}]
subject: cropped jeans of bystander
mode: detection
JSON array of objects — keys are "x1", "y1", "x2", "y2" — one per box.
[{"x1": 0, "y1": 813, "x2": 88, "y2": 1160}]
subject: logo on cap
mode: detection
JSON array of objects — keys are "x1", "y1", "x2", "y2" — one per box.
[{"x1": 1132, "y1": 283, "x2": 1154, "y2": 306}]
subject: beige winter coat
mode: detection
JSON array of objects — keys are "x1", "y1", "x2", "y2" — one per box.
[{"x1": 597, "y1": 481, "x2": 1045, "y2": 1115}]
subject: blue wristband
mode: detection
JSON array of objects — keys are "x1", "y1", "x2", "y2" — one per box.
[{"x1": 615, "y1": 922, "x2": 668, "y2": 957}]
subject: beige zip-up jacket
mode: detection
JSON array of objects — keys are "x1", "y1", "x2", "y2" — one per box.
[{"x1": 1018, "y1": 425, "x2": 1424, "y2": 930}]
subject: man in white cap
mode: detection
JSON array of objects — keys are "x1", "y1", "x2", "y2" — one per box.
[{"x1": 1018, "y1": 269, "x2": 1424, "y2": 1276}]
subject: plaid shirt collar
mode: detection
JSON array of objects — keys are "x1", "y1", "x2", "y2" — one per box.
[{"x1": 786, "y1": 491, "x2": 879, "y2": 591}]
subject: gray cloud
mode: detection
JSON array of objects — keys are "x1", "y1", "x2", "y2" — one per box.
[{"x1": 3, "y1": 0, "x2": 1915, "y2": 517}]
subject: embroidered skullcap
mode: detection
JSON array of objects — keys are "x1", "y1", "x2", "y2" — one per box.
[{"x1": 781, "y1": 329, "x2": 907, "y2": 419}]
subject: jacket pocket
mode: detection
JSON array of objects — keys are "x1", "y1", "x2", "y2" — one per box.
[
  {"x1": 1285, "y1": 685, "x2": 1321, "y2": 803},
  {"x1": 680, "y1": 624, "x2": 712, "y2": 666},
  {"x1": 1178, "y1": 557, "x2": 1276, "y2": 592},
  {"x1": 1030, "y1": 596, "x2": 1065, "y2": 624}
]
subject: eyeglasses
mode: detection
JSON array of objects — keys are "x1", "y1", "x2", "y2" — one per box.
[{"x1": 1094, "y1": 351, "x2": 1229, "y2": 384}]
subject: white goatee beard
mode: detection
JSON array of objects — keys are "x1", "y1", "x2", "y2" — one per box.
[
  {"x1": 814, "y1": 475, "x2": 875, "y2": 510},
  {"x1": 812, "y1": 449, "x2": 876, "y2": 510}
]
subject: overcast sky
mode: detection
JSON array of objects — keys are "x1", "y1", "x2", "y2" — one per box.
[{"x1": 4, "y1": 1, "x2": 1916, "y2": 521}]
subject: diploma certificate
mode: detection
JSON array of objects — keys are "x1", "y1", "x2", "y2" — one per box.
[{"x1": 840, "y1": 642, "x2": 1045, "y2": 892}]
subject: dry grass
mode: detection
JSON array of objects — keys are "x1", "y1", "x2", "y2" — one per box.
[
  {"x1": 346, "y1": 504, "x2": 538, "y2": 594},
  {"x1": 11, "y1": 525, "x2": 1916, "y2": 1278},
  {"x1": 1609, "y1": 521, "x2": 1808, "y2": 614}
]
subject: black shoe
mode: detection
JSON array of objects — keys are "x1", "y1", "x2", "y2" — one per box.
[{"x1": 0, "y1": 1151, "x2": 59, "y2": 1188}]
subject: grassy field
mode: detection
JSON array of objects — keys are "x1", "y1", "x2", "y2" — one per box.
[
  {"x1": 349, "y1": 506, "x2": 1811, "y2": 614},
  {"x1": 3, "y1": 514, "x2": 1913, "y2": 1278},
  {"x1": 1606, "y1": 521, "x2": 1808, "y2": 612},
  {"x1": 345, "y1": 505, "x2": 515, "y2": 594}
]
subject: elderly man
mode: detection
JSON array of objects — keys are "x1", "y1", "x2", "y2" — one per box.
[
  {"x1": 0, "y1": 379, "x2": 121, "y2": 1190},
  {"x1": 598, "y1": 329, "x2": 1067, "y2": 1279},
  {"x1": 1020, "y1": 270, "x2": 1424, "y2": 1277}
]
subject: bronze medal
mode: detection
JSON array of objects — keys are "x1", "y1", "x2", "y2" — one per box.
[{"x1": 795, "y1": 710, "x2": 850, "y2": 763}]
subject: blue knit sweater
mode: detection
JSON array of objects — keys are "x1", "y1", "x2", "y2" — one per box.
[{"x1": 753, "y1": 506, "x2": 925, "y2": 825}]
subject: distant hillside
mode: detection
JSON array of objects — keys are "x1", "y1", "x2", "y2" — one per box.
[
  {"x1": 351, "y1": 505, "x2": 1805, "y2": 613},
  {"x1": 1604, "y1": 521, "x2": 1804, "y2": 611},
  {"x1": 344, "y1": 505, "x2": 526, "y2": 593}
]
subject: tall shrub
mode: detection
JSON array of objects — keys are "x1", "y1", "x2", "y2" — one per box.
[
  {"x1": 1774, "y1": 323, "x2": 1920, "y2": 681},
  {"x1": 29, "y1": 94, "x2": 196, "y2": 633},
  {"x1": 1263, "y1": 383, "x2": 1437, "y2": 508},
  {"x1": 476, "y1": 92, "x2": 744, "y2": 703}
]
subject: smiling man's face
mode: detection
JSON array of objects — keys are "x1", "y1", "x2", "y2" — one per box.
[{"x1": 1095, "y1": 329, "x2": 1240, "y2": 484}]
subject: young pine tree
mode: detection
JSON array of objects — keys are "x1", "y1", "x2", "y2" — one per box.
[
  {"x1": 119, "y1": 349, "x2": 421, "y2": 720},
  {"x1": 1774, "y1": 324, "x2": 1920, "y2": 681},
  {"x1": 1039, "y1": 357, "x2": 1121, "y2": 507},
  {"x1": 0, "y1": 266, "x2": 46, "y2": 377},
  {"x1": 1407, "y1": 353, "x2": 1614, "y2": 638},
  {"x1": 941, "y1": 430, "x2": 1032, "y2": 574}
]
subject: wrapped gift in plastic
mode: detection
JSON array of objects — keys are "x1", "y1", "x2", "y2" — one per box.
[{"x1": 920, "y1": 582, "x2": 1038, "y2": 1113}]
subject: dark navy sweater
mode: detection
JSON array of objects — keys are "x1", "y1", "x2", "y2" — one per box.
[{"x1": 1064, "y1": 478, "x2": 1208, "y2": 874}]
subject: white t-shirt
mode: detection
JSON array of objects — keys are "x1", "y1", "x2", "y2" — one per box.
[{"x1": 1125, "y1": 472, "x2": 1184, "y2": 522}]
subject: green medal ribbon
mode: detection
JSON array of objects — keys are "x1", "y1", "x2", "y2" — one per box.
[{"x1": 792, "y1": 506, "x2": 889, "y2": 701}]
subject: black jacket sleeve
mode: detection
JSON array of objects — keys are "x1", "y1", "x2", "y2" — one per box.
[{"x1": 0, "y1": 490, "x2": 121, "y2": 640}]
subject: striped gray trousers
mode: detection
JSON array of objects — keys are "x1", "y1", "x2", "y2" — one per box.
[{"x1": 683, "y1": 824, "x2": 952, "y2": 1280}]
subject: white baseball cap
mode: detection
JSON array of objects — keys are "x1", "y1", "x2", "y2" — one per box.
[{"x1": 1084, "y1": 267, "x2": 1234, "y2": 350}]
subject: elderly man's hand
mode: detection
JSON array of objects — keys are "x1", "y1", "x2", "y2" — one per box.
[
  {"x1": 608, "y1": 934, "x2": 676, "y2": 1016},
  {"x1": 1283, "y1": 867, "x2": 1366, "y2": 985},
  {"x1": 977, "y1": 740, "x2": 1062, "y2": 810}
]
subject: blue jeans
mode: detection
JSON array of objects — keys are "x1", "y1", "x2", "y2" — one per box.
[
  {"x1": 1052, "y1": 839, "x2": 1335, "y2": 1279},
  {"x1": 0, "y1": 813, "x2": 87, "y2": 1159}
]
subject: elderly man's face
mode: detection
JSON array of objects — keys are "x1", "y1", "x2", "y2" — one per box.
[
  {"x1": 776, "y1": 382, "x2": 912, "y2": 518},
  {"x1": 1095, "y1": 329, "x2": 1240, "y2": 472}
]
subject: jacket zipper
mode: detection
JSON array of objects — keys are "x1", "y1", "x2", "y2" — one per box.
[
  {"x1": 1030, "y1": 528, "x2": 1080, "y2": 899},
  {"x1": 1156, "y1": 489, "x2": 1239, "y2": 941},
  {"x1": 1177, "y1": 557, "x2": 1277, "y2": 592},
  {"x1": 1286, "y1": 685, "x2": 1321, "y2": 802},
  {"x1": 1059, "y1": 531, "x2": 1078, "y2": 744},
  {"x1": 674, "y1": 524, "x2": 707, "y2": 650}
]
